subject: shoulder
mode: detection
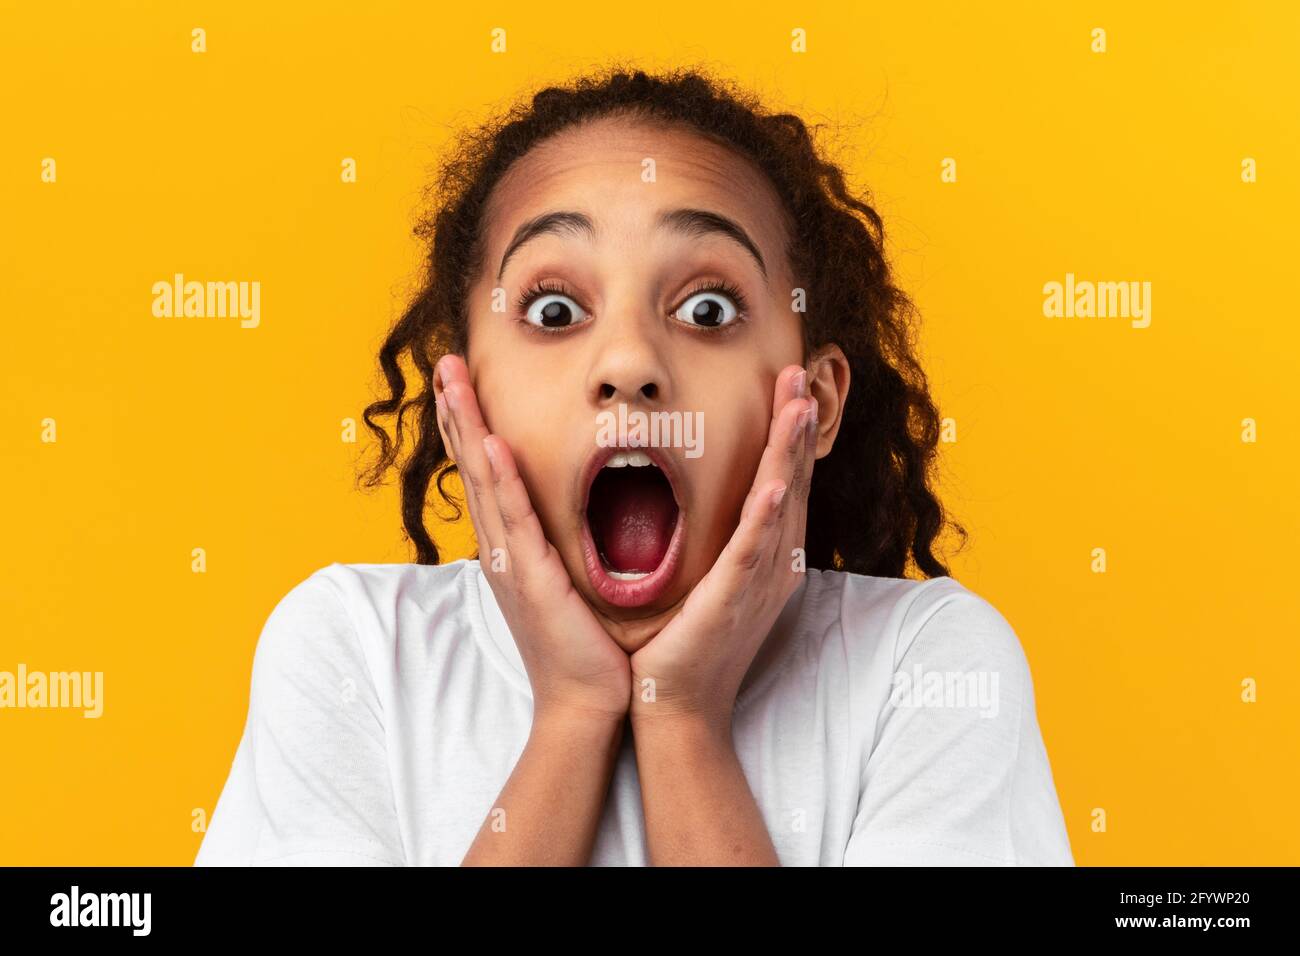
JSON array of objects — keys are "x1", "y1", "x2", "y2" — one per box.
[
  {"x1": 827, "y1": 572, "x2": 1072, "y2": 865},
  {"x1": 253, "y1": 558, "x2": 480, "y2": 674},
  {"x1": 284, "y1": 558, "x2": 479, "y2": 626},
  {"x1": 800, "y1": 569, "x2": 1035, "y2": 729},
  {"x1": 306, "y1": 558, "x2": 477, "y2": 608},
  {"x1": 817, "y1": 568, "x2": 1029, "y2": 676}
]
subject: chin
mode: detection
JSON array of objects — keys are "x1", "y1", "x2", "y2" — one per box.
[{"x1": 606, "y1": 624, "x2": 659, "y2": 656}]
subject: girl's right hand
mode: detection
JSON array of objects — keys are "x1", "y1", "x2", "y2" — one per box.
[{"x1": 433, "y1": 354, "x2": 631, "y2": 726}]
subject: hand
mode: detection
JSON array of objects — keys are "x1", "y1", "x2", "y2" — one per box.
[
  {"x1": 628, "y1": 364, "x2": 817, "y2": 730},
  {"x1": 433, "y1": 354, "x2": 631, "y2": 725}
]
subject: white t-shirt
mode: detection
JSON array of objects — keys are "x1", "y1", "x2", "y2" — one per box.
[{"x1": 194, "y1": 559, "x2": 1074, "y2": 866}]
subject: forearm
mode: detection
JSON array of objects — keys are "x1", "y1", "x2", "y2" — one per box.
[
  {"x1": 630, "y1": 715, "x2": 780, "y2": 866},
  {"x1": 461, "y1": 710, "x2": 624, "y2": 866}
]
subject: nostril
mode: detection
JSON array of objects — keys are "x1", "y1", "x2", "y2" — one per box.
[
  {"x1": 600, "y1": 383, "x2": 616, "y2": 399},
  {"x1": 641, "y1": 383, "x2": 658, "y2": 400}
]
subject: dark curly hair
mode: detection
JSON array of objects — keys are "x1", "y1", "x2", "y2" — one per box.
[{"x1": 360, "y1": 63, "x2": 966, "y2": 579}]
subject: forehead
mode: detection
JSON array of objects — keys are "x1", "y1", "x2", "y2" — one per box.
[{"x1": 480, "y1": 115, "x2": 792, "y2": 280}]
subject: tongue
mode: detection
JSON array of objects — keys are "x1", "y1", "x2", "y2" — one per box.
[{"x1": 593, "y1": 469, "x2": 677, "y2": 573}]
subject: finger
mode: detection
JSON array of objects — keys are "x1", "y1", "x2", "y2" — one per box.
[
  {"x1": 768, "y1": 365, "x2": 808, "y2": 445},
  {"x1": 439, "y1": 393, "x2": 460, "y2": 465},
  {"x1": 444, "y1": 387, "x2": 493, "y2": 561},
  {"x1": 714, "y1": 478, "x2": 789, "y2": 597},
  {"x1": 741, "y1": 395, "x2": 813, "y2": 526},
  {"x1": 482, "y1": 434, "x2": 552, "y2": 577},
  {"x1": 674, "y1": 374, "x2": 811, "y2": 625},
  {"x1": 761, "y1": 395, "x2": 813, "y2": 574},
  {"x1": 446, "y1": 381, "x2": 506, "y2": 561},
  {"x1": 775, "y1": 394, "x2": 818, "y2": 577},
  {"x1": 433, "y1": 355, "x2": 461, "y2": 460},
  {"x1": 788, "y1": 393, "x2": 818, "y2": 510},
  {"x1": 436, "y1": 359, "x2": 507, "y2": 562},
  {"x1": 745, "y1": 365, "x2": 809, "y2": 519},
  {"x1": 696, "y1": 399, "x2": 809, "y2": 615},
  {"x1": 433, "y1": 359, "x2": 471, "y2": 532}
]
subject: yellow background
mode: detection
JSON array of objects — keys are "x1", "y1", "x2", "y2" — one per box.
[{"x1": 1, "y1": 1, "x2": 1296, "y2": 865}]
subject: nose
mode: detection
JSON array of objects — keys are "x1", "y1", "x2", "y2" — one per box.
[{"x1": 587, "y1": 306, "x2": 671, "y2": 409}]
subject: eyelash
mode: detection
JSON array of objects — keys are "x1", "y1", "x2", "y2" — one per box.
[
  {"x1": 682, "y1": 278, "x2": 750, "y2": 321},
  {"x1": 515, "y1": 279, "x2": 575, "y2": 318},
  {"x1": 514, "y1": 278, "x2": 750, "y2": 333}
]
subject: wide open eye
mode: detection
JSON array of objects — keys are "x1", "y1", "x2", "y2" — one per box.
[
  {"x1": 520, "y1": 288, "x2": 590, "y2": 330},
  {"x1": 673, "y1": 286, "x2": 743, "y2": 329}
]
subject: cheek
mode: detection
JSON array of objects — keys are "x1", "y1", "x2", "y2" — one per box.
[
  {"x1": 490, "y1": 428, "x2": 571, "y2": 549},
  {"x1": 688, "y1": 399, "x2": 771, "y2": 526},
  {"x1": 473, "y1": 355, "x2": 551, "y2": 443},
  {"x1": 477, "y1": 400, "x2": 574, "y2": 528},
  {"x1": 482, "y1": 407, "x2": 549, "y2": 486}
]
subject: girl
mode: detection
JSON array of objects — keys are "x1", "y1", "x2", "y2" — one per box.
[{"x1": 196, "y1": 66, "x2": 1073, "y2": 866}]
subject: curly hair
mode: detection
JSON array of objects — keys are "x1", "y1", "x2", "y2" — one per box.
[{"x1": 360, "y1": 63, "x2": 966, "y2": 579}]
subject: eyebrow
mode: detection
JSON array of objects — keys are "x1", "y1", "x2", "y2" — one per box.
[{"x1": 495, "y1": 207, "x2": 768, "y2": 281}]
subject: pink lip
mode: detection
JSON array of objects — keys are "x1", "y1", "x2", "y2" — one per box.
[{"x1": 578, "y1": 444, "x2": 686, "y2": 608}]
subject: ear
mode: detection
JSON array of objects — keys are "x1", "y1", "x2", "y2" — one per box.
[{"x1": 806, "y1": 343, "x2": 850, "y2": 459}]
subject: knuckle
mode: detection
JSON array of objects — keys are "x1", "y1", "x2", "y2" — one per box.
[
  {"x1": 735, "y1": 543, "x2": 764, "y2": 572},
  {"x1": 499, "y1": 485, "x2": 536, "y2": 534}
]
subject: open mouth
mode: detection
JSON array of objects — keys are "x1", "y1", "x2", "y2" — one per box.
[
  {"x1": 587, "y1": 451, "x2": 679, "y2": 578},
  {"x1": 580, "y1": 447, "x2": 685, "y2": 606}
]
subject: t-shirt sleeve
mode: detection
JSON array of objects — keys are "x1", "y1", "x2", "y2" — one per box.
[
  {"x1": 842, "y1": 582, "x2": 1074, "y2": 866},
  {"x1": 197, "y1": 569, "x2": 406, "y2": 866}
]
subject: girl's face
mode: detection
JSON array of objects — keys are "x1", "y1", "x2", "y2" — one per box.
[{"x1": 453, "y1": 115, "x2": 826, "y2": 651}]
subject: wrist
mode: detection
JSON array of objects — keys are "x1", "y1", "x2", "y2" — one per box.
[
  {"x1": 531, "y1": 703, "x2": 627, "y2": 744},
  {"x1": 629, "y1": 706, "x2": 733, "y2": 750}
]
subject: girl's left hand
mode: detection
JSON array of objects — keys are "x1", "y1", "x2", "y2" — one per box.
[{"x1": 628, "y1": 365, "x2": 817, "y2": 731}]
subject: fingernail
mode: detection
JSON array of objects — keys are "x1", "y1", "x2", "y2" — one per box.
[
  {"x1": 770, "y1": 484, "x2": 788, "y2": 508},
  {"x1": 811, "y1": 396, "x2": 819, "y2": 426},
  {"x1": 482, "y1": 437, "x2": 498, "y2": 474},
  {"x1": 793, "y1": 370, "x2": 807, "y2": 397},
  {"x1": 797, "y1": 406, "x2": 813, "y2": 434},
  {"x1": 444, "y1": 386, "x2": 459, "y2": 412}
]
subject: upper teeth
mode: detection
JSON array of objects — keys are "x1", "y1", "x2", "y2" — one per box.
[{"x1": 604, "y1": 451, "x2": 654, "y2": 468}]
